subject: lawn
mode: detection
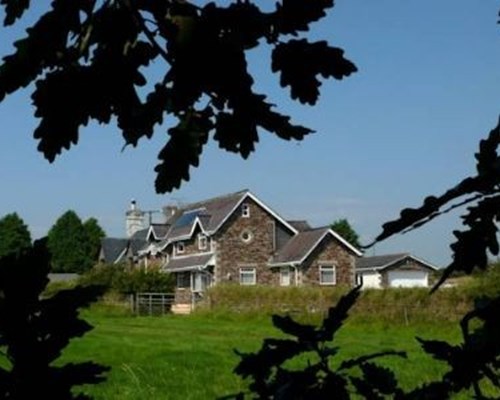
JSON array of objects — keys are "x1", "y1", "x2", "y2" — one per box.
[{"x1": 63, "y1": 306, "x2": 465, "y2": 399}]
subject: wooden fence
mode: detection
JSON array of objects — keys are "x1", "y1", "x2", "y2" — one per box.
[{"x1": 132, "y1": 292, "x2": 175, "y2": 316}]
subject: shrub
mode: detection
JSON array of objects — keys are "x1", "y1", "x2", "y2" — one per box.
[
  {"x1": 204, "y1": 284, "x2": 474, "y2": 323},
  {"x1": 79, "y1": 263, "x2": 174, "y2": 295}
]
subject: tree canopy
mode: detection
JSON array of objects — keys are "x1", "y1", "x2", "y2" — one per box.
[
  {"x1": 83, "y1": 217, "x2": 106, "y2": 262},
  {"x1": 47, "y1": 210, "x2": 95, "y2": 273},
  {"x1": 0, "y1": 212, "x2": 31, "y2": 258},
  {"x1": 330, "y1": 218, "x2": 361, "y2": 248},
  {"x1": 0, "y1": 0, "x2": 356, "y2": 193}
]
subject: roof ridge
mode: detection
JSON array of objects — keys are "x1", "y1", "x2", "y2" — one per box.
[
  {"x1": 177, "y1": 189, "x2": 249, "y2": 211},
  {"x1": 303, "y1": 226, "x2": 330, "y2": 232},
  {"x1": 361, "y1": 252, "x2": 409, "y2": 259}
]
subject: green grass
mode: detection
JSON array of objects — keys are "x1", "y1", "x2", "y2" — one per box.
[{"x1": 61, "y1": 306, "x2": 467, "y2": 399}]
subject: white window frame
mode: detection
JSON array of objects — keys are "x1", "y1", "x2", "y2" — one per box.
[
  {"x1": 239, "y1": 267, "x2": 256, "y2": 285},
  {"x1": 319, "y1": 264, "x2": 336, "y2": 285},
  {"x1": 198, "y1": 233, "x2": 208, "y2": 250},
  {"x1": 242, "y1": 203, "x2": 250, "y2": 218},
  {"x1": 176, "y1": 241, "x2": 185, "y2": 255},
  {"x1": 280, "y1": 266, "x2": 291, "y2": 286}
]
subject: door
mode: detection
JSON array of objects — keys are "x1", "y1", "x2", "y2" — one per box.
[
  {"x1": 193, "y1": 271, "x2": 213, "y2": 292},
  {"x1": 280, "y1": 266, "x2": 291, "y2": 286}
]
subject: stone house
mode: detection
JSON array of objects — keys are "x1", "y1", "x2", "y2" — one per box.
[
  {"x1": 100, "y1": 190, "x2": 440, "y2": 312},
  {"x1": 129, "y1": 189, "x2": 362, "y2": 312}
]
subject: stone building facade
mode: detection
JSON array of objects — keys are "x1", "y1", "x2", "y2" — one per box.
[
  {"x1": 148, "y1": 190, "x2": 363, "y2": 311},
  {"x1": 99, "y1": 191, "x2": 438, "y2": 314}
]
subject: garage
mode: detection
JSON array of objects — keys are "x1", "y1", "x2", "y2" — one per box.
[
  {"x1": 358, "y1": 271, "x2": 382, "y2": 288},
  {"x1": 387, "y1": 270, "x2": 428, "y2": 288}
]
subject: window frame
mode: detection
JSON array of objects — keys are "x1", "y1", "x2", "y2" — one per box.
[
  {"x1": 176, "y1": 272, "x2": 191, "y2": 289},
  {"x1": 176, "y1": 241, "x2": 185, "y2": 255},
  {"x1": 319, "y1": 264, "x2": 336, "y2": 286},
  {"x1": 241, "y1": 203, "x2": 250, "y2": 218},
  {"x1": 239, "y1": 267, "x2": 256, "y2": 285},
  {"x1": 198, "y1": 233, "x2": 208, "y2": 250}
]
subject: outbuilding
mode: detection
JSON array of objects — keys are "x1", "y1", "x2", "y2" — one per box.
[{"x1": 356, "y1": 253, "x2": 439, "y2": 289}]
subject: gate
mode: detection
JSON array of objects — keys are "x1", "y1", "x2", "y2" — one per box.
[{"x1": 133, "y1": 292, "x2": 175, "y2": 316}]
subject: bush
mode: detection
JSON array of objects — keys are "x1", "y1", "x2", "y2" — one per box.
[
  {"x1": 203, "y1": 284, "x2": 474, "y2": 323},
  {"x1": 79, "y1": 263, "x2": 174, "y2": 294},
  {"x1": 465, "y1": 262, "x2": 500, "y2": 298}
]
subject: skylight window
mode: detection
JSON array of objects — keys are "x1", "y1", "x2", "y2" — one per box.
[{"x1": 174, "y1": 208, "x2": 205, "y2": 228}]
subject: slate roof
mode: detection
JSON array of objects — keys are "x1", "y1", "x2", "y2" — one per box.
[
  {"x1": 100, "y1": 238, "x2": 129, "y2": 263},
  {"x1": 167, "y1": 190, "x2": 248, "y2": 236},
  {"x1": 270, "y1": 227, "x2": 330, "y2": 265},
  {"x1": 149, "y1": 224, "x2": 170, "y2": 239},
  {"x1": 129, "y1": 239, "x2": 147, "y2": 255},
  {"x1": 131, "y1": 228, "x2": 149, "y2": 241},
  {"x1": 270, "y1": 225, "x2": 363, "y2": 266},
  {"x1": 356, "y1": 253, "x2": 438, "y2": 270},
  {"x1": 164, "y1": 253, "x2": 214, "y2": 272},
  {"x1": 100, "y1": 237, "x2": 147, "y2": 263},
  {"x1": 287, "y1": 220, "x2": 311, "y2": 232}
]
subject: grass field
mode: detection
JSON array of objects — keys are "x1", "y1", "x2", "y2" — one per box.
[{"x1": 61, "y1": 306, "x2": 467, "y2": 399}]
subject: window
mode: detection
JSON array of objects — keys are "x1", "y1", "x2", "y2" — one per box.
[
  {"x1": 319, "y1": 265, "x2": 336, "y2": 285},
  {"x1": 198, "y1": 234, "x2": 208, "y2": 250},
  {"x1": 177, "y1": 272, "x2": 190, "y2": 288},
  {"x1": 280, "y1": 266, "x2": 291, "y2": 286},
  {"x1": 239, "y1": 267, "x2": 256, "y2": 285},
  {"x1": 242, "y1": 203, "x2": 250, "y2": 218},
  {"x1": 240, "y1": 229, "x2": 253, "y2": 243},
  {"x1": 176, "y1": 241, "x2": 185, "y2": 254}
]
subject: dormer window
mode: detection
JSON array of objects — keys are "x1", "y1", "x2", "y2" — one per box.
[
  {"x1": 198, "y1": 234, "x2": 208, "y2": 250},
  {"x1": 176, "y1": 242, "x2": 185, "y2": 255},
  {"x1": 242, "y1": 203, "x2": 250, "y2": 218}
]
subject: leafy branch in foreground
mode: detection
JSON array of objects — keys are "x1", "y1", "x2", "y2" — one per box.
[
  {"x1": 227, "y1": 287, "x2": 500, "y2": 399},
  {"x1": 225, "y1": 286, "x2": 406, "y2": 399},
  {"x1": 0, "y1": 239, "x2": 108, "y2": 399},
  {"x1": 408, "y1": 295, "x2": 500, "y2": 399},
  {"x1": 368, "y1": 118, "x2": 500, "y2": 289},
  {"x1": 0, "y1": 0, "x2": 357, "y2": 192}
]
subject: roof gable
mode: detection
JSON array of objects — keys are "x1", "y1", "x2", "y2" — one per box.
[
  {"x1": 356, "y1": 253, "x2": 438, "y2": 271},
  {"x1": 211, "y1": 191, "x2": 298, "y2": 236},
  {"x1": 162, "y1": 190, "x2": 298, "y2": 243},
  {"x1": 100, "y1": 237, "x2": 147, "y2": 264},
  {"x1": 270, "y1": 227, "x2": 362, "y2": 266},
  {"x1": 148, "y1": 224, "x2": 170, "y2": 240},
  {"x1": 165, "y1": 190, "x2": 247, "y2": 239}
]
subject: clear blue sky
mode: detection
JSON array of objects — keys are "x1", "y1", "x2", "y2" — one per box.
[{"x1": 1, "y1": 1, "x2": 499, "y2": 267}]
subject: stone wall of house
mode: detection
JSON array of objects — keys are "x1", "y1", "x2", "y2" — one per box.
[
  {"x1": 300, "y1": 236, "x2": 356, "y2": 286},
  {"x1": 214, "y1": 198, "x2": 279, "y2": 285},
  {"x1": 175, "y1": 287, "x2": 192, "y2": 304}
]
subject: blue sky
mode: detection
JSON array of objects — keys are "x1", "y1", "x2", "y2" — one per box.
[{"x1": 1, "y1": 1, "x2": 499, "y2": 267}]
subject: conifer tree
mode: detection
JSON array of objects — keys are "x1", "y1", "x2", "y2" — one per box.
[
  {"x1": 330, "y1": 218, "x2": 361, "y2": 248},
  {"x1": 83, "y1": 218, "x2": 106, "y2": 263},
  {"x1": 47, "y1": 210, "x2": 91, "y2": 273},
  {"x1": 0, "y1": 212, "x2": 31, "y2": 258}
]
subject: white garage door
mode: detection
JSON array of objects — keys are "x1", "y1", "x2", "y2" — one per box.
[
  {"x1": 388, "y1": 270, "x2": 428, "y2": 288},
  {"x1": 359, "y1": 271, "x2": 382, "y2": 289}
]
